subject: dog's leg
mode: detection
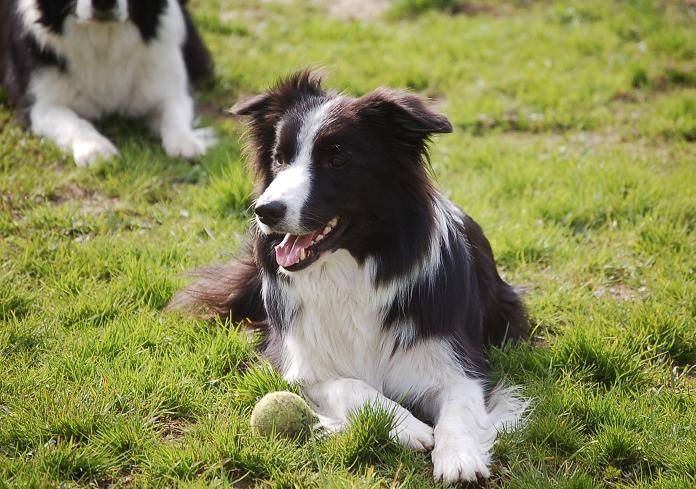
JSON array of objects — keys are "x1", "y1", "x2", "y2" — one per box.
[
  {"x1": 30, "y1": 105, "x2": 118, "y2": 166},
  {"x1": 304, "y1": 378, "x2": 434, "y2": 451},
  {"x1": 430, "y1": 378, "x2": 495, "y2": 483},
  {"x1": 156, "y1": 94, "x2": 216, "y2": 159}
]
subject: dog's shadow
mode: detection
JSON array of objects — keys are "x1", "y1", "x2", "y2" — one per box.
[
  {"x1": 87, "y1": 78, "x2": 242, "y2": 179},
  {"x1": 90, "y1": 84, "x2": 251, "y2": 208}
]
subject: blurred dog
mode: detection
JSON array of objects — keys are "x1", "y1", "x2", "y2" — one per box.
[
  {"x1": 0, "y1": 0, "x2": 215, "y2": 165},
  {"x1": 170, "y1": 71, "x2": 529, "y2": 483}
]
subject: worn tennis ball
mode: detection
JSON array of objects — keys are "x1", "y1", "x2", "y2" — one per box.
[{"x1": 250, "y1": 391, "x2": 315, "y2": 440}]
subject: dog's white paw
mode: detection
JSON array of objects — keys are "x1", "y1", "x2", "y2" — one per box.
[
  {"x1": 72, "y1": 134, "x2": 118, "y2": 166},
  {"x1": 391, "y1": 415, "x2": 434, "y2": 452},
  {"x1": 193, "y1": 127, "x2": 218, "y2": 147},
  {"x1": 315, "y1": 414, "x2": 346, "y2": 434},
  {"x1": 432, "y1": 439, "x2": 490, "y2": 483},
  {"x1": 163, "y1": 127, "x2": 216, "y2": 159}
]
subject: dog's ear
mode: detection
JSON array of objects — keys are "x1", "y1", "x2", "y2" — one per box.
[
  {"x1": 230, "y1": 70, "x2": 326, "y2": 190},
  {"x1": 228, "y1": 93, "x2": 272, "y2": 117},
  {"x1": 356, "y1": 88, "x2": 452, "y2": 136}
]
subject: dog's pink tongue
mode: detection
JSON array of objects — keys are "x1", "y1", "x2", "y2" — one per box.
[{"x1": 275, "y1": 233, "x2": 315, "y2": 268}]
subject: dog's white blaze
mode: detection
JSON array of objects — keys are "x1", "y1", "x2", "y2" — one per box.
[
  {"x1": 74, "y1": 0, "x2": 91, "y2": 22},
  {"x1": 294, "y1": 98, "x2": 339, "y2": 170},
  {"x1": 256, "y1": 99, "x2": 341, "y2": 233},
  {"x1": 17, "y1": 0, "x2": 212, "y2": 165},
  {"x1": 75, "y1": 0, "x2": 128, "y2": 22},
  {"x1": 256, "y1": 163, "x2": 312, "y2": 234}
]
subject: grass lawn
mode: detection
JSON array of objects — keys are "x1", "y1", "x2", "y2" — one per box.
[{"x1": 1, "y1": 0, "x2": 695, "y2": 487}]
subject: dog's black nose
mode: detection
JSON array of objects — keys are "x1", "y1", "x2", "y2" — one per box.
[
  {"x1": 92, "y1": 0, "x2": 117, "y2": 12},
  {"x1": 255, "y1": 202, "x2": 287, "y2": 226}
]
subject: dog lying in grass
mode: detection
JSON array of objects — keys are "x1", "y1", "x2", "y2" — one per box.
[
  {"x1": 170, "y1": 70, "x2": 529, "y2": 483},
  {"x1": 0, "y1": 0, "x2": 215, "y2": 166}
]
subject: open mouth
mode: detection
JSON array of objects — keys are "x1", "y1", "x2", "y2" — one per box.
[{"x1": 274, "y1": 216, "x2": 348, "y2": 271}]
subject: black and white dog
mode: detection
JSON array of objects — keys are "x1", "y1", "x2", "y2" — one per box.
[
  {"x1": 170, "y1": 71, "x2": 529, "y2": 483},
  {"x1": 0, "y1": 0, "x2": 214, "y2": 166}
]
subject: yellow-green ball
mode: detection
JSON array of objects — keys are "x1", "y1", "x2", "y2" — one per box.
[{"x1": 250, "y1": 391, "x2": 315, "y2": 440}]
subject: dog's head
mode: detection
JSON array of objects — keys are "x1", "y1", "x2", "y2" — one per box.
[
  {"x1": 32, "y1": 0, "x2": 167, "y2": 35},
  {"x1": 231, "y1": 70, "x2": 452, "y2": 273}
]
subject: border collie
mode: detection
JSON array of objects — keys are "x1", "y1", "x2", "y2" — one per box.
[
  {"x1": 0, "y1": 0, "x2": 215, "y2": 166},
  {"x1": 170, "y1": 71, "x2": 529, "y2": 483}
]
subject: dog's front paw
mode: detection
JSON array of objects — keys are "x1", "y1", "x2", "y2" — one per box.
[
  {"x1": 432, "y1": 439, "x2": 490, "y2": 483},
  {"x1": 163, "y1": 127, "x2": 216, "y2": 159},
  {"x1": 391, "y1": 415, "x2": 434, "y2": 452},
  {"x1": 72, "y1": 134, "x2": 119, "y2": 166}
]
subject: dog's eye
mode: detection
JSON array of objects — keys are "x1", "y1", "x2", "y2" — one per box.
[
  {"x1": 328, "y1": 156, "x2": 347, "y2": 169},
  {"x1": 272, "y1": 153, "x2": 286, "y2": 168}
]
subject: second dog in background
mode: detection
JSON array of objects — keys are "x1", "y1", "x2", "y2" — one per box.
[{"x1": 0, "y1": 0, "x2": 215, "y2": 165}]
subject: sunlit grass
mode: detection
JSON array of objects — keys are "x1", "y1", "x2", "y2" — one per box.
[{"x1": 1, "y1": 0, "x2": 694, "y2": 486}]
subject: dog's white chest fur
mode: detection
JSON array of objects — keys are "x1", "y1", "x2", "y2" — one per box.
[
  {"x1": 45, "y1": 22, "x2": 153, "y2": 117},
  {"x1": 19, "y1": 0, "x2": 187, "y2": 120},
  {"x1": 281, "y1": 250, "x2": 394, "y2": 384},
  {"x1": 277, "y1": 250, "x2": 458, "y2": 407}
]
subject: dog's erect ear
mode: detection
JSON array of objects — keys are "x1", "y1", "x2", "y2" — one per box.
[
  {"x1": 229, "y1": 70, "x2": 326, "y2": 190},
  {"x1": 228, "y1": 93, "x2": 273, "y2": 117},
  {"x1": 228, "y1": 69, "x2": 325, "y2": 118},
  {"x1": 356, "y1": 88, "x2": 453, "y2": 136}
]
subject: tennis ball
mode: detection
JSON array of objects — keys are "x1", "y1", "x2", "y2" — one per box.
[{"x1": 250, "y1": 391, "x2": 315, "y2": 440}]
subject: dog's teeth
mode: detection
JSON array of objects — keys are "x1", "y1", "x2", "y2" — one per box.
[
  {"x1": 329, "y1": 217, "x2": 338, "y2": 227},
  {"x1": 323, "y1": 226, "x2": 331, "y2": 234},
  {"x1": 300, "y1": 249, "x2": 306, "y2": 261}
]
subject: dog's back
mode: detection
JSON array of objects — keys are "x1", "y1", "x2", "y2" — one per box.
[
  {"x1": 457, "y1": 213, "x2": 528, "y2": 347},
  {"x1": 178, "y1": 0, "x2": 213, "y2": 83}
]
